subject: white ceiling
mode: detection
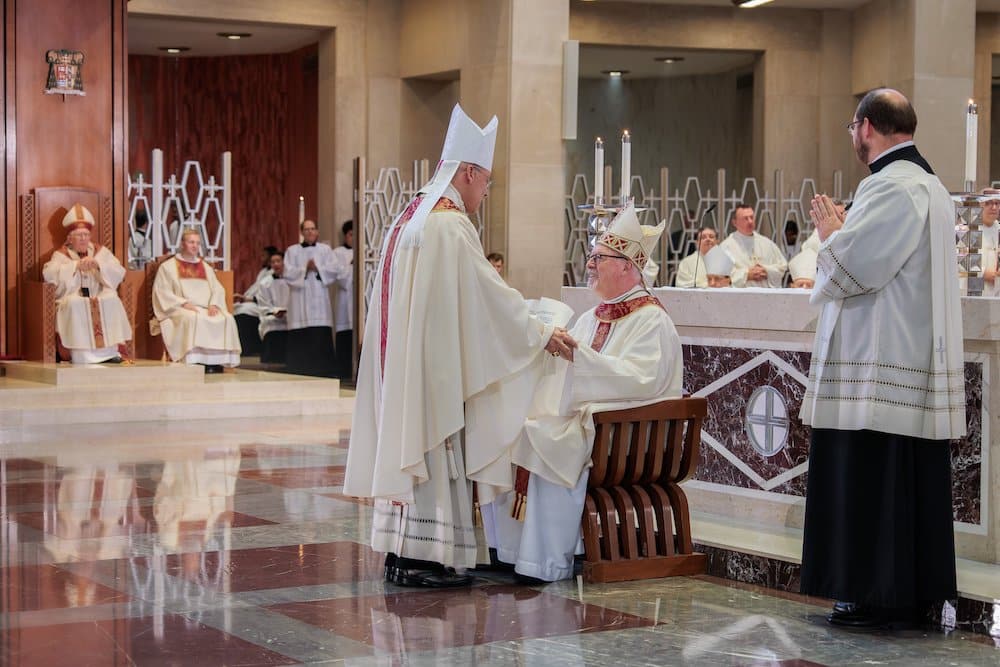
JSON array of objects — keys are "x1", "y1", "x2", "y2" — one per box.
[
  {"x1": 580, "y1": 45, "x2": 756, "y2": 79},
  {"x1": 128, "y1": 16, "x2": 322, "y2": 57}
]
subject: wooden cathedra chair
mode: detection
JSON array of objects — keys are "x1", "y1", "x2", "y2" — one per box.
[{"x1": 581, "y1": 396, "x2": 709, "y2": 583}]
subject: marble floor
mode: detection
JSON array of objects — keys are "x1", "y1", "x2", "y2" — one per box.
[{"x1": 2, "y1": 416, "x2": 998, "y2": 666}]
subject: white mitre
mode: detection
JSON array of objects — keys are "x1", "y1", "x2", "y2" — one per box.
[
  {"x1": 704, "y1": 245, "x2": 734, "y2": 276},
  {"x1": 62, "y1": 203, "x2": 95, "y2": 232},
  {"x1": 439, "y1": 103, "x2": 499, "y2": 171},
  {"x1": 788, "y1": 249, "x2": 817, "y2": 281},
  {"x1": 596, "y1": 203, "x2": 666, "y2": 271}
]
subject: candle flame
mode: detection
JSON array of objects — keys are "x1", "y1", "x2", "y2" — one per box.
[
  {"x1": 299, "y1": 195, "x2": 304, "y2": 201},
  {"x1": 623, "y1": 130, "x2": 630, "y2": 138}
]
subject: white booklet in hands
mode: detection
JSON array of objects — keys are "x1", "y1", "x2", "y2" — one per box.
[{"x1": 526, "y1": 297, "x2": 574, "y2": 328}]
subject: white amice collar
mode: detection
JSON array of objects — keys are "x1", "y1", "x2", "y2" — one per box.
[
  {"x1": 441, "y1": 184, "x2": 467, "y2": 213},
  {"x1": 175, "y1": 254, "x2": 202, "y2": 263},
  {"x1": 604, "y1": 285, "x2": 646, "y2": 305}
]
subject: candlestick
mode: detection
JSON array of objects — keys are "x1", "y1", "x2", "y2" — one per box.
[
  {"x1": 594, "y1": 137, "x2": 604, "y2": 204},
  {"x1": 298, "y1": 195, "x2": 305, "y2": 223},
  {"x1": 966, "y1": 100, "x2": 978, "y2": 190},
  {"x1": 621, "y1": 130, "x2": 631, "y2": 202}
]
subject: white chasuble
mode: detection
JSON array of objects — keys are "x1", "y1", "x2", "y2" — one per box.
[
  {"x1": 719, "y1": 231, "x2": 788, "y2": 288},
  {"x1": 42, "y1": 243, "x2": 132, "y2": 357},
  {"x1": 800, "y1": 158, "x2": 965, "y2": 440},
  {"x1": 283, "y1": 243, "x2": 346, "y2": 330},
  {"x1": 344, "y1": 185, "x2": 554, "y2": 568},
  {"x1": 486, "y1": 288, "x2": 683, "y2": 581},
  {"x1": 152, "y1": 256, "x2": 241, "y2": 366},
  {"x1": 675, "y1": 251, "x2": 709, "y2": 288}
]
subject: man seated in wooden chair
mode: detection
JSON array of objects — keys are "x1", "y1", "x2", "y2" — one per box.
[
  {"x1": 42, "y1": 203, "x2": 132, "y2": 364},
  {"x1": 481, "y1": 203, "x2": 683, "y2": 583}
]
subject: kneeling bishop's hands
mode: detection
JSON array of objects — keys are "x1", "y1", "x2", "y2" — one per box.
[{"x1": 545, "y1": 327, "x2": 577, "y2": 362}]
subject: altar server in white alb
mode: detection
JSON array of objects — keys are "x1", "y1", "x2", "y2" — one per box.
[
  {"x1": 719, "y1": 204, "x2": 787, "y2": 288},
  {"x1": 152, "y1": 228, "x2": 241, "y2": 373},
  {"x1": 331, "y1": 220, "x2": 354, "y2": 379},
  {"x1": 483, "y1": 204, "x2": 683, "y2": 583},
  {"x1": 800, "y1": 89, "x2": 965, "y2": 630},
  {"x1": 283, "y1": 219, "x2": 347, "y2": 377},
  {"x1": 344, "y1": 104, "x2": 577, "y2": 588},
  {"x1": 43, "y1": 203, "x2": 132, "y2": 364},
  {"x1": 256, "y1": 251, "x2": 291, "y2": 364}
]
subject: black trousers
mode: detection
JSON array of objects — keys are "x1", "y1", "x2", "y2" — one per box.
[
  {"x1": 285, "y1": 326, "x2": 337, "y2": 377},
  {"x1": 260, "y1": 330, "x2": 288, "y2": 364},
  {"x1": 234, "y1": 314, "x2": 262, "y2": 356},
  {"x1": 335, "y1": 329, "x2": 353, "y2": 381},
  {"x1": 800, "y1": 428, "x2": 957, "y2": 608}
]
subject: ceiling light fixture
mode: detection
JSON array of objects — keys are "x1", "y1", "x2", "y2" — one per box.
[
  {"x1": 654, "y1": 56, "x2": 685, "y2": 64},
  {"x1": 601, "y1": 70, "x2": 628, "y2": 78},
  {"x1": 158, "y1": 47, "x2": 191, "y2": 54},
  {"x1": 732, "y1": 0, "x2": 775, "y2": 7},
  {"x1": 217, "y1": 32, "x2": 252, "y2": 40}
]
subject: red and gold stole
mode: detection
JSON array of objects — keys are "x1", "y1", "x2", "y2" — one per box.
[
  {"x1": 510, "y1": 293, "x2": 666, "y2": 520},
  {"x1": 175, "y1": 258, "x2": 208, "y2": 280}
]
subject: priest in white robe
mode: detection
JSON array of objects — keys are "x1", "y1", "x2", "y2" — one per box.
[
  {"x1": 719, "y1": 205, "x2": 787, "y2": 288},
  {"x1": 152, "y1": 228, "x2": 241, "y2": 372},
  {"x1": 483, "y1": 204, "x2": 683, "y2": 583},
  {"x1": 674, "y1": 226, "x2": 717, "y2": 288},
  {"x1": 343, "y1": 104, "x2": 577, "y2": 588},
  {"x1": 979, "y1": 188, "x2": 1000, "y2": 297},
  {"x1": 283, "y1": 220, "x2": 346, "y2": 377},
  {"x1": 800, "y1": 89, "x2": 965, "y2": 629},
  {"x1": 42, "y1": 203, "x2": 132, "y2": 364},
  {"x1": 257, "y1": 251, "x2": 290, "y2": 364}
]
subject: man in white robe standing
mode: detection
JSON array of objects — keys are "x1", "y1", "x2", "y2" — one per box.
[
  {"x1": 343, "y1": 104, "x2": 577, "y2": 587},
  {"x1": 674, "y1": 226, "x2": 717, "y2": 288},
  {"x1": 719, "y1": 204, "x2": 787, "y2": 288},
  {"x1": 800, "y1": 89, "x2": 965, "y2": 629},
  {"x1": 483, "y1": 204, "x2": 683, "y2": 583},
  {"x1": 283, "y1": 220, "x2": 346, "y2": 377},
  {"x1": 331, "y1": 220, "x2": 354, "y2": 379},
  {"x1": 43, "y1": 203, "x2": 132, "y2": 364}
]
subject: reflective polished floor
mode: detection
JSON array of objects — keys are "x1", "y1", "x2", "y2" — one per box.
[{"x1": 2, "y1": 416, "x2": 998, "y2": 666}]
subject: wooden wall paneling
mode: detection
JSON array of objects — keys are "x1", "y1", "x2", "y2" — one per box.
[
  {"x1": 112, "y1": 0, "x2": 127, "y2": 260},
  {"x1": 3, "y1": 0, "x2": 15, "y2": 355}
]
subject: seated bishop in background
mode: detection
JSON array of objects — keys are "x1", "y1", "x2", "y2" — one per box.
[
  {"x1": 481, "y1": 203, "x2": 684, "y2": 583},
  {"x1": 152, "y1": 228, "x2": 241, "y2": 373},
  {"x1": 42, "y1": 203, "x2": 132, "y2": 364}
]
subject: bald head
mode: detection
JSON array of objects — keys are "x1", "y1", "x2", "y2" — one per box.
[{"x1": 855, "y1": 88, "x2": 916, "y2": 138}]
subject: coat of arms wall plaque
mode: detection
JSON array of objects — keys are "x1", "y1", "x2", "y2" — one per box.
[{"x1": 45, "y1": 49, "x2": 85, "y2": 96}]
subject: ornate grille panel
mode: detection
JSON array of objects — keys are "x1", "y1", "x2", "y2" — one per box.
[{"x1": 565, "y1": 169, "x2": 850, "y2": 287}]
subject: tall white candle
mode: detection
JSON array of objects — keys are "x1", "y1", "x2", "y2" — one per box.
[
  {"x1": 594, "y1": 137, "x2": 604, "y2": 204},
  {"x1": 299, "y1": 195, "x2": 305, "y2": 223},
  {"x1": 621, "y1": 130, "x2": 631, "y2": 202},
  {"x1": 966, "y1": 100, "x2": 978, "y2": 189}
]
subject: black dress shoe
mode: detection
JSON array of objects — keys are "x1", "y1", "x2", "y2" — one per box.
[
  {"x1": 100, "y1": 356, "x2": 123, "y2": 364},
  {"x1": 203, "y1": 364, "x2": 224, "y2": 374},
  {"x1": 474, "y1": 547, "x2": 515, "y2": 572},
  {"x1": 827, "y1": 604, "x2": 919, "y2": 630},
  {"x1": 513, "y1": 572, "x2": 548, "y2": 586},
  {"x1": 386, "y1": 566, "x2": 473, "y2": 588}
]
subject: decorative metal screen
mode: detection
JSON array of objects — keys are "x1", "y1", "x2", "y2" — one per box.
[
  {"x1": 126, "y1": 150, "x2": 232, "y2": 270},
  {"x1": 565, "y1": 169, "x2": 851, "y2": 287}
]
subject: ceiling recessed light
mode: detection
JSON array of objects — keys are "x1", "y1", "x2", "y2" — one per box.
[
  {"x1": 601, "y1": 70, "x2": 629, "y2": 78},
  {"x1": 654, "y1": 56, "x2": 685, "y2": 64},
  {"x1": 733, "y1": 0, "x2": 775, "y2": 7},
  {"x1": 217, "y1": 32, "x2": 252, "y2": 40},
  {"x1": 158, "y1": 47, "x2": 190, "y2": 54}
]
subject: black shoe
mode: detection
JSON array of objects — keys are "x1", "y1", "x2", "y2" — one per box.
[
  {"x1": 100, "y1": 356, "x2": 123, "y2": 364},
  {"x1": 386, "y1": 566, "x2": 474, "y2": 588},
  {"x1": 513, "y1": 572, "x2": 548, "y2": 586},
  {"x1": 474, "y1": 547, "x2": 515, "y2": 572},
  {"x1": 203, "y1": 364, "x2": 224, "y2": 374},
  {"x1": 827, "y1": 604, "x2": 919, "y2": 630}
]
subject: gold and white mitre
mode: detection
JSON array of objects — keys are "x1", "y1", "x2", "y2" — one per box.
[
  {"x1": 439, "y1": 103, "x2": 499, "y2": 171},
  {"x1": 788, "y1": 249, "x2": 818, "y2": 281},
  {"x1": 703, "y1": 245, "x2": 735, "y2": 276},
  {"x1": 596, "y1": 203, "x2": 666, "y2": 271},
  {"x1": 62, "y1": 203, "x2": 95, "y2": 232}
]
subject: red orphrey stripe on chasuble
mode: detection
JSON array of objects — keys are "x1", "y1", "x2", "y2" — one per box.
[
  {"x1": 88, "y1": 297, "x2": 105, "y2": 348},
  {"x1": 175, "y1": 258, "x2": 208, "y2": 280},
  {"x1": 378, "y1": 195, "x2": 423, "y2": 379}
]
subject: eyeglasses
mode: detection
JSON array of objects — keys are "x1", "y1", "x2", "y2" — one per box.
[
  {"x1": 472, "y1": 166, "x2": 493, "y2": 189},
  {"x1": 846, "y1": 119, "x2": 863, "y2": 133},
  {"x1": 587, "y1": 252, "x2": 629, "y2": 264}
]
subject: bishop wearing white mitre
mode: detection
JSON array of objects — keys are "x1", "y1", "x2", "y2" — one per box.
[
  {"x1": 483, "y1": 203, "x2": 683, "y2": 582},
  {"x1": 344, "y1": 104, "x2": 576, "y2": 588},
  {"x1": 42, "y1": 203, "x2": 132, "y2": 364}
]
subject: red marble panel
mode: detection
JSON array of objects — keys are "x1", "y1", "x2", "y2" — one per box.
[
  {"x1": 0, "y1": 564, "x2": 130, "y2": 613},
  {"x1": 238, "y1": 465, "x2": 345, "y2": 489},
  {"x1": 269, "y1": 585, "x2": 656, "y2": 653},
  {"x1": 0, "y1": 458, "x2": 46, "y2": 471},
  {"x1": 11, "y1": 509, "x2": 274, "y2": 537},
  {"x1": 1, "y1": 480, "x2": 153, "y2": 507},
  {"x1": 134, "y1": 540, "x2": 384, "y2": 592},
  {"x1": 0, "y1": 615, "x2": 296, "y2": 666}
]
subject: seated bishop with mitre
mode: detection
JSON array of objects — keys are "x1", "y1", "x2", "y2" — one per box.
[
  {"x1": 42, "y1": 203, "x2": 132, "y2": 364},
  {"x1": 480, "y1": 203, "x2": 684, "y2": 583}
]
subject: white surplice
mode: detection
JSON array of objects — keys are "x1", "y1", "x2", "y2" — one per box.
[
  {"x1": 42, "y1": 243, "x2": 132, "y2": 363},
  {"x1": 800, "y1": 157, "x2": 965, "y2": 440},
  {"x1": 675, "y1": 251, "x2": 709, "y2": 288},
  {"x1": 331, "y1": 244, "x2": 354, "y2": 332},
  {"x1": 283, "y1": 243, "x2": 347, "y2": 330},
  {"x1": 152, "y1": 256, "x2": 241, "y2": 367},
  {"x1": 343, "y1": 183, "x2": 555, "y2": 568},
  {"x1": 486, "y1": 286, "x2": 683, "y2": 581},
  {"x1": 233, "y1": 267, "x2": 271, "y2": 318},
  {"x1": 719, "y1": 231, "x2": 788, "y2": 288},
  {"x1": 256, "y1": 274, "x2": 290, "y2": 339}
]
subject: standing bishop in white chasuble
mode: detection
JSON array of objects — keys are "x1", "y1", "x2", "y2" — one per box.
[
  {"x1": 482, "y1": 203, "x2": 683, "y2": 583},
  {"x1": 42, "y1": 203, "x2": 132, "y2": 364},
  {"x1": 152, "y1": 228, "x2": 241, "y2": 372},
  {"x1": 344, "y1": 104, "x2": 577, "y2": 588}
]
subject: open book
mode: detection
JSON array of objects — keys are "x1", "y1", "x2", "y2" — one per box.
[{"x1": 526, "y1": 297, "x2": 574, "y2": 328}]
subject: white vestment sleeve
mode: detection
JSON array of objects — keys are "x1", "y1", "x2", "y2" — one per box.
[
  {"x1": 281, "y1": 246, "x2": 308, "y2": 286},
  {"x1": 95, "y1": 247, "x2": 126, "y2": 290},
  {"x1": 43, "y1": 254, "x2": 82, "y2": 299},
  {"x1": 204, "y1": 264, "x2": 228, "y2": 310},
  {"x1": 314, "y1": 245, "x2": 345, "y2": 286},
  {"x1": 762, "y1": 242, "x2": 788, "y2": 288}
]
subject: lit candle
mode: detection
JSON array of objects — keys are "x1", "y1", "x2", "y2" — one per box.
[
  {"x1": 299, "y1": 195, "x2": 305, "y2": 223},
  {"x1": 621, "y1": 130, "x2": 631, "y2": 202},
  {"x1": 594, "y1": 137, "x2": 604, "y2": 204},
  {"x1": 966, "y1": 100, "x2": 978, "y2": 190}
]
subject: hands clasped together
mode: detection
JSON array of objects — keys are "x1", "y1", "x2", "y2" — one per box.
[
  {"x1": 810, "y1": 194, "x2": 846, "y2": 242},
  {"x1": 545, "y1": 327, "x2": 578, "y2": 362}
]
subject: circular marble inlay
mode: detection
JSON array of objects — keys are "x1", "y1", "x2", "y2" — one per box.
[{"x1": 744, "y1": 386, "x2": 790, "y2": 457}]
